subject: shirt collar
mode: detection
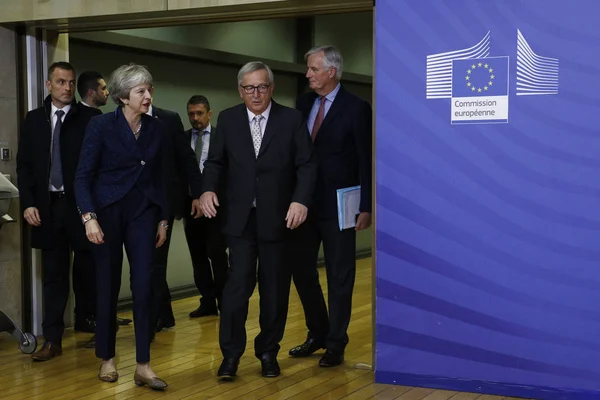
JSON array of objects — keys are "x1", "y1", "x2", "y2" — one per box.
[
  {"x1": 80, "y1": 100, "x2": 93, "y2": 108},
  {"x1": 246, "y1": 101, "x2": 272, "y2": 123},
  {"x1": 323, "y1": 82, "x2": 341, "y2": 103},
  {"x1": 193, "y1": 124, "x2": 211, "y2": 136},
  {"x1": 146, "y1": 104, "x2": 154, "y2": 117},
  {"x1": 51, "y1": 102, "x2": 71, "y2": 118}
]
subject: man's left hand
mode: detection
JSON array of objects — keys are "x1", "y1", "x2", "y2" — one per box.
[
  {"x1": 355, "y1": 212, "x2": 372, "y2": 231},
  {"x1": 286, "y1": 202, "x2": 308, "y2": 229}
]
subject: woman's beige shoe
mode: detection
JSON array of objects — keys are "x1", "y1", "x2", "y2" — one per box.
[
  {"x1": 98, "y1": 369, "x2": 118, "y2": 383},
  {"x1": 133, "y1": 372, "x2": 168, "y2": 390}
]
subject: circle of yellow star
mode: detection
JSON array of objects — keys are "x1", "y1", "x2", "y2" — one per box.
[{"x1": 465, "y1": 62, "x2": 495, "y2": 93}]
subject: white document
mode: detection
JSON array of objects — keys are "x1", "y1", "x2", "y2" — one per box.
[{"x1": 336, "y1": 185, "x2": 361, "y2": 231}]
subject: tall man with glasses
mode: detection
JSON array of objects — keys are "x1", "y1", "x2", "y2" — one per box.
[{"x1": 199, "y1": 61, "x2": 317, "y2": 380}]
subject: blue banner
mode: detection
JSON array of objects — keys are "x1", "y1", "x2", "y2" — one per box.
[{"x1": 375, "y1": 1, "x2": 600, "y2": 398}]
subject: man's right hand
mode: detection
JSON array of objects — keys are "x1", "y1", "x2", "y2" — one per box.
[
  {"x1": 199, "y1": 191, "x2": 219, "y2": 218},
  {"x1": 23, "y1": 207, "x2": 41, "y2": 226}
]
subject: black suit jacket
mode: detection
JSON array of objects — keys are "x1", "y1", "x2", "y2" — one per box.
[
  {"x1": 16, "y1": 95, "x2": 101, "y2": 250},
  {"x1": 296, "y1": 85, "x2": 372, "y2": 220},
  {"x1": 202, "y1": 101, "x2": 317, "y2": 241},
  {"x1": 152, "y1": 106, "x2": 202, "y2": 219}
]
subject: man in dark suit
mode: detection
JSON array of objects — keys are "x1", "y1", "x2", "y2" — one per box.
[
  {"x1": 184, "y1": 95, "x2": 229, "y2": 318},
  {"x1": 199, "y1": 61, "x2": 317, "y2": 380},
  {"x1": 288, "y1": 45, "x2": 373, "y2": 367},
  {"x1": 16, "y1": 61, "x2": 101, "y2": 361},
  {"x1": 149, "y1": 103, "x2": 203, "y2": 333}
]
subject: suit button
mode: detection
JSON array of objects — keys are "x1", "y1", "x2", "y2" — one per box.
[{"x1": 141, "y1": 160, "x2": 146, "y2": 166}]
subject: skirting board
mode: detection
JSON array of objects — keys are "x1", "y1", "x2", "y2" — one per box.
[
  {"x1": 117, "y1": 249, "x2": 372, "y2": 311},
  {"x1": 376, "y1": 371, "x2": 599, "y2": 400}
]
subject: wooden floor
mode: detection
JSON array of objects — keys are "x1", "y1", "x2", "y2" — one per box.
[{"x1": 0, "y1": 259, "x2": 521, "y2": 399}]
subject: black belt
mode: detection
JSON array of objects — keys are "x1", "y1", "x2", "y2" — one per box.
[{"x1": 49, "y1": 191, "x2": 66, "y2": 199}]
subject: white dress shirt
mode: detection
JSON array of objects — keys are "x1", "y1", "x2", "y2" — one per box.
[
  {"x1": 48, "y1": 103, "x2": 71, "y2": 192},
  {"x1": 191, "y1": 124, "x2": 212, "y2": 172},
  {"x1": 246, "y1": 101, "x2": 272, "y2": 138}
]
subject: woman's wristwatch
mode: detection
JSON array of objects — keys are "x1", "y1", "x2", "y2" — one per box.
[
  {"x1": 159, "y1": 222, "x2": 169, "y2": 230},
  {"x1": 81, "y1": 212, "x2": 97, "y2": 224}
]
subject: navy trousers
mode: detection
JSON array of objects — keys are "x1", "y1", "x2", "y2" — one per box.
[{"x1": 92, "y1": 187, "x2": 158, "y2": 363}]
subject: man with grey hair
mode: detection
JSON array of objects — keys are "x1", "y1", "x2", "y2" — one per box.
[
  {"x1": 288, "y1": 45, "x2": 373, "y2": 367},
  {"x1": 199, "y1": 61, "x2": 317, "y2": 380}
]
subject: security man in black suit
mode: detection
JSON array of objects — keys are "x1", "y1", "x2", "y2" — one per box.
[
  {"x1": 184, "y1": 95, "x2": 229, "y2": 318},
  {"x1": 17, "y1": 61, "x2": 101, "y2": 361},
  {"x1": 288, "y1": 45, "x2": 373, "y2": 367},
  {"x1": 149, "y1": 103, "x2": 203, "y2": 333},
  {"x1": 199, "y1": 61, "x2": 317, "y2": 380}
]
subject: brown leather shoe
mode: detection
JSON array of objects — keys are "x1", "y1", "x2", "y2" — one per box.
[
  {"x1": 31, "y1": 341, "x2": 62, "y2": 361},
  {"x1": 133, "y1": 372, "x2": 168, "y2": 390}
]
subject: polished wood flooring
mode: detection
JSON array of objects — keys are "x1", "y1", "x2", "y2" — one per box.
[{"x1": 0, "y1": 259, "x2": 522, "y2": 399}]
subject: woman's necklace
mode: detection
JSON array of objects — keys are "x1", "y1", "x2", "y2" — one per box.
[{"x1": 132, "y1": 120, "x2": 142, "y2": 140}]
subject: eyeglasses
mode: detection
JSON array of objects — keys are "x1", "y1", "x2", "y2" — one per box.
[{"x1": 240, "y1": 84, "x2": 270, "y2": 94}]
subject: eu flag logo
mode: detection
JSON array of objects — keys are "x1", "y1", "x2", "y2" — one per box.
[
  {"x1": 451, "y1": 56, "x2": 509, "y2": 124},
  {"x1": 452, "y1": 57, "x2": 508, "y2": 97}
]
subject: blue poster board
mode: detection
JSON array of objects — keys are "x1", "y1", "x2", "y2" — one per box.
[{"x1": 375, "y1": 1, "x2": 600, "y2": 398}]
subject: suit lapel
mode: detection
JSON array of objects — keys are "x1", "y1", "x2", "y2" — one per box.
[
  {"x1": 114, "y1": 107, "x2": 142, "y2": 159},
  {"x1": 238, "y1": 106, "x2": 257, "y2": 160},
  {"x1": 207, "y1": 125, "x2": 217, "y2": 153},
  {"x1": 320, "y1": 86, "x2": 346, "y2": 129},
  {"x1": 257, "y1": 102, "x2": 279, "y2": 158}
]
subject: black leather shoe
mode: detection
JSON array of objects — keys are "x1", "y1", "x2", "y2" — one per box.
[
  {"x1": 217, "y1": 358, "x2": 239, "y2": 381},
  {"x1": 74, "y1": 317, "x2": 96, "y2": 333},
  {"x1": 117, "y1": 318, "x2": 132, "y2": 325},
  {"x1": 319, "y1": 349, "x2": 344, "y2": 367},
  {"x1": 155, "y1": 318, "x2": 175, "y2": 332},
  {"x1": 288, "y1": 338, "x2": 325, "y2": 357},
  {"x1": 189, "y1": 302, "x2": 218, "y2": 318},
  {"x1": 84, "y1": 334, "x2": 96, "y2": 349},
  {"x1": 259, "y1": 353, "x2": 280, "y2": 377}
]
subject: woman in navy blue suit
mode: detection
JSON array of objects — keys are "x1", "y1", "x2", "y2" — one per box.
[{"x1": 75, "y1": 64, "x2": 169, "y2": 390}]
